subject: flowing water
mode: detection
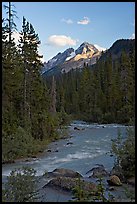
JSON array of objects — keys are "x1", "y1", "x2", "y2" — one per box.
[
  {"x1": 2, "y1": 120, "x2": 127, "y2": 177},
  {"x1": 2, "y1": 120, "x2": 130, "y2": 201}
]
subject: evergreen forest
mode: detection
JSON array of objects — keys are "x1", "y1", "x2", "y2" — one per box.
[
  {"x1": 2, "y1": 3, "x2": 69, "y2": 163},
  {"x1": 46, "y1": 40, "x2": 135, "y2": 125},
  {"x1": 2, "y1": 3, "x2": 135, "y2": 164}
]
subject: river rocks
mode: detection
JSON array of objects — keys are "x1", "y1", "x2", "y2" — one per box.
[
  {"x1": 87, "y1": 165, "x2": 109, "y2": 178},
  {"x1": 108, "y1": 187, "x2": 115, "y2": 191},
  {"x1": 42, "y1": 168, "x2": 97, "y2": 199},
  {"x1": 110, "y1": 165, "x2": 125, "y2": 181},
  {"x1": 31, "y1": 155, "x2": 37, "y2": 158},
  {"x1": 47, "y1": 149, "x2": 51, "y2": 152},
  {"x1": 74, "y1": 127, "x2": 81, "y2": 130},
  {"x1": 74, "y1": 127, "x2": 85, "y2": 130},
  {"x1": 46, "y1": 168, "x2": 82, "y2": 178},
  {"x1": 66, "y1": 142, "x2": 73, "y2": 145},
  {"x1": 107, "y1": 175, "x2": 122, "y2": 186},
  {"x1": 43, "y1": 177, "x2": 97, "y2": 194}
]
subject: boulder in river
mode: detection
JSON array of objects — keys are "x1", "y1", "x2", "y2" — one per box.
[
  {"x1": 43, "y1": 176, "x2": 97, "y2": 194},
  {"x1": 47, "y1": 149, "x2": 51, "y2": 152},
  {"x1": 107, "y1": 175, "x2": 122, "y2": 186},
  {"x1": 46, "y1": 168, "x2": 82, "y2": 178},
  {"x1": 87, "y1": 165, "x2": 109, "y2": 178},
  {"x1": 31, "y1": 155, "x2": 37, "y2": 158},
  {"x1": 110, "y1": 165, "x2": 125, "y2": 182},
  {"x1": 74, "y1": 127, "x2": 81, "y2": 130},
  {"x1": 66, "y1": 142, "x2": 73, "y2": 145},
  {"x1": 74, "y1": 126, "x2": 85, "y2": 130}
]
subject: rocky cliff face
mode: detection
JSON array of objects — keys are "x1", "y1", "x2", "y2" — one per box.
[
  {"x1": 42, "y1": 42, "x2": 104, "y2": 74},
  {"x1": 61, "y1": 42, "x2": 102, "y2": 73},
  {"x1": 42, "y1": 48, "x2": 74, "y2": 74}
]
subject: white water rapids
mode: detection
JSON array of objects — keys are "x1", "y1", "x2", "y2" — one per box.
[{"x1": 2, "y1": 121, "x2": 128, "y2": 177}]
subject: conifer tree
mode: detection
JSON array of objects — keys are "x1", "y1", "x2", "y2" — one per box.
[
  {"x1": 19, "y1": 17, "x2": 43, "y2": 128},
  {"x1": 2, "y1": 2, "x2": 21, "y2": 136},
  {"x1": 3, "y1": 2, "x2": 17, "y2": 42},
  {"x1": 50, "y1": 75, "x2": 57, "y2": 114}
]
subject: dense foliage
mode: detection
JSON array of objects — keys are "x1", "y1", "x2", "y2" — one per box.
[
  {"x1": 71, "y1": 176, "x2": 114, "y2": 202},
  {"x1": 2, "y1": 167, "x2": 38, "y2": 202},
  {"x1": 111, "y1": 127, "x2": 135, "y2": 178},
  {"x1": 2, "y1": 3, "x2": 70, "y2": 163}
]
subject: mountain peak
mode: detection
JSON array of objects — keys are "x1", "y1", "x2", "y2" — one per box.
[
  {"x1": 80, "y1": 42, "x2": 91, "y2": 47},
  {"x1": 75, "y1": 42, "x2": 98, "y2": 55},
  {"x1": 42, "y1": 41, "x2": 102, "y2": 74}
]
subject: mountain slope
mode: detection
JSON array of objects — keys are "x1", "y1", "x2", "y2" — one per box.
[
  {"x1": 42, "y1": 48, "x2": 74, "y2": 74},
  {"x1": 61, "y1": 42, "x2": 102, "y2": 73},
  {"x1": 42, "y1": 42, "x2": 103, "y2": 75},
  {"x1": 99, "y1": 39, "x2": 135, "y2": 61}
]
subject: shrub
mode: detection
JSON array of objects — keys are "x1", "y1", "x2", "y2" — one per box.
[
  {"x1": 2, "y1": 126, "x2": 35, "y2": 162},
  {"x1": 111, "y1": 127, "x2": 135, "y2": 178},
  {"x1": 58, "y1": 109, "x2": 71, "y2": 126},
  {"x1": 71, "y1": 176, "x2": 114, "y2": 202},
  {"x1": 2, "y1": 166, "x2": 38, "y2": 202},
  {"x1": 72, "y1": 177, "x2": 88, "y2": 202},
  {"x1": 102, "y1": 112, "x2": 115, "y2": 123}
]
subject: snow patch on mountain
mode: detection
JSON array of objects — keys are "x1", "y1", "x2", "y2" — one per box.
[
  {"x1": 65, "y1": 51, "x2": 76, "y2": 61},
  {"x1": 42, "y1": 42, "x2": 103, "y2": 74},
  {"x1": 94, "y1": 44, "x2": 106, "y2": 52}
]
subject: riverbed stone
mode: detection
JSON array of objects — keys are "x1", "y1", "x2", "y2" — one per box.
[
  {"x1": 110, "y1": 165, "x2": 125, "y2": 181},
  {"x1": 66, "y1": 142, "x2": 73, "y2": 145},
  {"x1": 46, "y1": 168, "x2": 82, "y2": 178},
  {"x1": 74, "y1": 127, "x2": 81, "y2": 130},
  {"x1": 108, "y1": 187, "x2": 115, "y2": 191},
  {"x1": 107, "y1": 175, "x2": 122, "y2": 186},
  {"x1": 43, "y1": 176, "x2": 97, "y2": 194},
  {"x1": 87, "y1": 165, "x2": 109, "y2": 178},
  {"x1": 47, "y1": 149, "x2": 51, "y2": 152}
]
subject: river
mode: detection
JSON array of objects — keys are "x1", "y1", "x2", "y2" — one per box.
[
  {"x1": 2, "y1": 120, "x2": 127, "y2": 177},
  {"x1": 2, "y1": 120, "x2": 131, "y2": 201}
]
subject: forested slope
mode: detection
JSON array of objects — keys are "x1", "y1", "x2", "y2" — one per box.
[{"x1": 45, "y1": 39, "x2": 135, "y2": 124}]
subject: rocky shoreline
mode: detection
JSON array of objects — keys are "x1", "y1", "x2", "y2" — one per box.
[
  {"x1": 2, "y1": 122, "x2": 135, "y2": 202},
  {"x1": 35, "y1": 166, "x2": 135, "y2": 202}
]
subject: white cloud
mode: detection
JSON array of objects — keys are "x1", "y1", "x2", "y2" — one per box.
[
  {"x1": 94, "y1": 44, "x2": 106, "y2": 51},
  {"x1": 130, "y1": 33, "x2": 135, "y2": 39},
  {"x1": 48, "y1": 35, "x2": 77, "y2": 47},
  {"x1": 61, "y1": 18, "x2": 73, "y2": 24},
  {"x1": 77, "y1": 17, "x2": 90, "y2": 25}
]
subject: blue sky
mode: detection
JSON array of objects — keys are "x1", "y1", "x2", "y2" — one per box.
[{"x1": 2, "y1": 2, "x2": 135, "y2": 62}]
